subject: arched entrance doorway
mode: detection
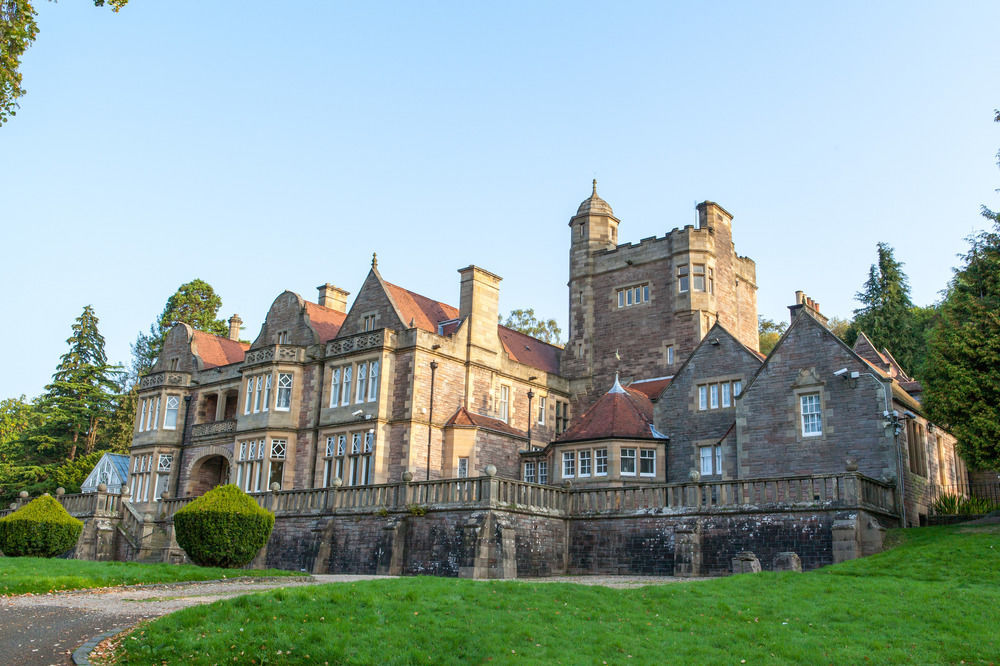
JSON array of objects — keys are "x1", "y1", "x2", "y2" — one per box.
[{"x1": 187, "y1": 455, "x2": 230, "y2": 496}]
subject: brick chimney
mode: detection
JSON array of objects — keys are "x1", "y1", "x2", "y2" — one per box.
[
  {"x1": 458, "y1": 265, "x2": 502, "y2": 352},
  {"x1": 227, "y1": 314, "x2": 243, "y2": 341},
  {"x1": 788, "y1": 291, "x2": 829, "y2": 327},
  {"x1": 316, "y1": 283, "x2": 350, "y2": 313}
]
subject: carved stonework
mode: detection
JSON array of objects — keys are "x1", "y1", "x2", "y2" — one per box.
[
  {"x1": 278, "y1": 347, "x2": 299, "y2": 361},
  {"x1": 328, "y1": 331, "x2": 384, "y2": 356},
  {"x1": 139, "y1": 373, "x2": 165, "y2": 389},
  {"x1": 191, "y1": 419, "x2": 237, "y2": 439},
  {"x1": 244, "y1": 348, "x2": 275, "y2": 366}
]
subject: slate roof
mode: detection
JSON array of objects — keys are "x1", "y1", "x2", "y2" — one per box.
[
  {"x1": 444, "y1": 406, "x2": 527, "y2": 438},
  {"x1": 556, "y1": 376, "x2": 665, "y2": 443},
  {"x1": 191, "y1": 331, "x2": 250, "y2": 369},
  {"x1": 304, "y1": 301, "x2": 347, "y2": 342}
]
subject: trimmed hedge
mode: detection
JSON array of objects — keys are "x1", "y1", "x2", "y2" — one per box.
[
  {"x1": 0, "y1": 495, "x2": 83, "y2": 557},
  {"x1": 173, "y1": 484, "x2": 275, "y2": 568}
]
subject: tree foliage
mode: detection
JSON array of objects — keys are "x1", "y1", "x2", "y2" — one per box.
[
  {"x1": 850, "y1": 242, "x2": 925, "y2": 376},
  {"x1": 131, "y1": 279, "x2": 228, "y2": 375},
  {"x1": 757, "y1": 316, "x2": 787, "y2": 356},
  {"x1": 924, "y1": 110, "x2": 1000, "y2": 470},
  {"x1": 0, "y1": 0, "x2": 127, "y2": 126},
  {"x1": 501, "y1": 308, "x2": 562, "y2": 345}
]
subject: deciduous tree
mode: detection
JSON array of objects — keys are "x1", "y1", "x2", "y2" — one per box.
[{"x1": 501, "y1": 308, "x2": 562, "y2": 345}]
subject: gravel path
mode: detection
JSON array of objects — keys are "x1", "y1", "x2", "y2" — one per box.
[
  {"x1": 0, "y1": 573, "x2": 694, "y2": 665},
  {"x1": 0, "y1": 575, "x2": 383, "y2": 666}
]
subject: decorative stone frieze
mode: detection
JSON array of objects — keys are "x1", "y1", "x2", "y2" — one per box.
[{"x1": 327, "y1": 330, "x2": 385, "y2": 356}]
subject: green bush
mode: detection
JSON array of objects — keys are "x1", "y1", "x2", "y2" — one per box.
[
  {"x1": 173, "y1": 484, "x2": 275, "y2": 568},
  {"x1": 932, "y1": 493, "x2": 1000, "y2": 515},
  {"x1": 0, "y1": 495, "x2": 83, "y2": 557}
]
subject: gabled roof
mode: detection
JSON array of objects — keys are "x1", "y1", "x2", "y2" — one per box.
[
  {"x1": 556, "y1": 376, "x2": 665, "y2": 443},
  {"x1": 444, "y1": 406, "x2": 526, "y2": 438},
  {"x1": 107, "y1": 453, "x2": 130, "y2": 480},
  {"x1": 383, "y1": 281, "x2": 460, "y2": 333},
  {"x1": 304, "y1": 301, "x2": 347, "y2": 343},
  {"x1": 627, "y1": 376, "x2": 673, "y2": 401},
  {"x1": 191, "y1": 330, "x2": 250, "y2": 369},
  {"x1": 498, "y1": 326, "x2": 561, "y2": 374}
]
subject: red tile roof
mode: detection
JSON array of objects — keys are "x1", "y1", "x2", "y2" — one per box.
[
  {"x1": 498, "y1": 326, "x2": 561, "y2": 375},
  {"x1": 191, "y1": 331, "x2": 249, "y2": 369},
  {"x1": 304, "y1": 301, "x2": 347, "y2": 342},
  {"x1": 557, "y1": 377, "x2": 663, "y2": 443},
  {"x1": 384, "y1": 281, "x2": 460, "y2": 333},
  {"x1": 627, "y1": 376, "x2": 673, "y2": 401},
  {"x1": 444, "y1": 406, "x2": 527, "y2": 438}
]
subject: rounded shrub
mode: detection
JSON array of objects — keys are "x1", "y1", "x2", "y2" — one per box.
[
  {"x1": 0, "y1": 495, "x2": 83, "y2": 557},
  {"x1": 173, "y1": 484, "x2": 275, "y2": 568}
]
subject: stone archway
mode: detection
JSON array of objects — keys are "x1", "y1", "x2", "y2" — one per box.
[{"x1": 187, "y1": 454, "x2": 231, "y2": 496}]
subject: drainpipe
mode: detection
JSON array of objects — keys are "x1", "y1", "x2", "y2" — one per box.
[
  {"x1": 173, "y1": 395, "x2": 194, "y2": 498},
  {"x1": 527, "y1": 389, "x2": 535, "y2": 449},
  {"x1": 426, "y1": 360, "x2": 438, "y2": 481}
]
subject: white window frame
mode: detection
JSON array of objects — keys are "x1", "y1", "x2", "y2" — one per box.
[
  {"x1": 356, "y1": 362, "x2": 368, "y2": 403},
  {"x1": 537, "y1": 396, "x2": 546, "y2": 425},
  {"x1": 578, "y1": 450, "x2": 591, "y2": 477},
  {"x1": 595, "y1": 448, "x2": 608, "y2": 476},
  {"x1": 163, "y1": 395, "x2": 180, "y2": 430},
  {"x1": 733, "y1": 380, "x2": 743, "y2": 398},
  {"x1": 253, "y1": 375, "x2": 263, "y2": 413},
  {"x1": 538, "y1": 460, "x2": 548, "y2": 485},
  {"x1": 562, "y1": 451, "x2": 575, "y2": 478},
  {"x1": 721, "y1": 382, "x2": 731, "y2": 408},
  {"x1": 499, "y1": 385, "x2": 510, "y2": 423},
  {"x1": 667, "y1": 346, "x2": 674, "y2": 365},
  {"x1": 457, "y1": 457, "x2": 469, "y2": 478},
  {"x1": 137, "y1": 399, "x2": 146, "y2": 432},
  {"x1": 677, "y1": 265, "x2": 689, "y2": 293},
  {"x1": 692, "y1": 264, "x2": 706, "y2": 292},
  {"x1": 524, "y1": 461, "x2": 536, "y2": 484},
  {"x1": 330, "y1": 368, "x2": 341, "y2": 407},
  {"x1": 639, "y1": 449, "x2": 656, "y2": 477},
  {"x1": 801, "y1": 393, "x2": 822, "y2": 437},
  {"x1": 698, "y1": 385, "x2": 708, "y2": 411},
  {"x1": 710, "y1": 384, "x2": 719, "y2": 409},
  {"x1": 341, "y1": 366, "x2": 352, "y2": 406},
  {"x1": 368, "y1": 361, "x2": 379, "y2": 402},
  {"x1": 620, "y1": 448, "x2": 636, "y2": 476},
  {"x1": 263, "y1": 374, "x2": 272, "y2": 412},
  {"x1": 276, "y1": 373, "x2": 292, "y2": 411},
  {"x1": 151, "y1": 397, "x2": 159, "y2": 430},
  {"x1": 244, "y1": 377, "x2": 253, "y2": 415}
]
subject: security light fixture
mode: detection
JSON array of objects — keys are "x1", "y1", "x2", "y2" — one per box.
[
  {"x1": 833, "y1": 368, "x2": 848, "y2": 377},
  {"x1": 352, "y1": 409, "x2": 364, "y2": 417}
]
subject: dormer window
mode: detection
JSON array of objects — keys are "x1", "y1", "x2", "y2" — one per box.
[
  {"x1": 169, "y1": 358, "x2": 179, "y2": 370},
  {"x1": 363, "y1": 315, "x2": 376, "y2": 332},
  {"x1": 276, "y1": 331, "x2": 289, "y2": 344}
]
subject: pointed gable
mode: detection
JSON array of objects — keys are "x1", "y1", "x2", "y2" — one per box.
[
  {"x1": 444, "y1": 406, "x2": 526, "y2": 438},
  {"x1": 557, "y1": 376, "x2": 662, "y2": 443}
]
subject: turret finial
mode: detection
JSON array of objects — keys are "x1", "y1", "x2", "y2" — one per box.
[
  {"x1": 592, "y1": 178, "x2": 597, "y2": 196},
  {"x1": 372, "y1": 252, "x2": 378, "y2": 269}
]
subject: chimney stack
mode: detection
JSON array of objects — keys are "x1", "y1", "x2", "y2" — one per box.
[
  {"x1": 317, "y1": 283, "x2": 350, "y2": 313},
  {"x1": 788, "y1": 291, "x2": 829, "y2": 327},
  {"x1": 458, "y1": 265, "x2": 502, "y2": 352},
  {"x1": 228, "y1": 314, "x2": 243, "y2": 341}
]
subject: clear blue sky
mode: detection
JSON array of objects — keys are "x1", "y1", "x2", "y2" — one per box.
[{"x1": 2, "y1": 1, "x2": 998, "y2": 399}]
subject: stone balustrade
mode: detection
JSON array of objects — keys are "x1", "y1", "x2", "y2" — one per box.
[{"x1": 191, "y1": 419, "x2": 237, "y2": 439}]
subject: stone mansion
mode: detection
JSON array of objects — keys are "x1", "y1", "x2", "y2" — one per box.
[{"x1": 126, "y1": 183, "x2": 967, "y2": 529}]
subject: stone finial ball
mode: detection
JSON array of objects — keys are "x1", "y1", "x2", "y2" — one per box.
[
  {"x1": 97, "y1": 483, "x2": 108, "y2": 492},
  {"x1": 332, "y1": 477, "x2": 343, "y2": 487},
  {"x1": 120, "y1": 486, "x2": 131, "y2": 497},
  {"x1": 401, "y1": 471, "x2": 413, "y2": 483},
  {"x1": 688, "y1": 469, "x2": 701, "y2": 482},
  {"x1": 270, "y1": 482, "x2": 280, "y2": 492},
  {"x1": 562, "y1": 480, "x2": 573, "y2": 489},
  {"x1": 56, "y1": 487, "x2": 66, "y2": 496},
  {"x1": 160, "y1": 490, "x2": 170, "y2": 500},
  {"x1": 18, "y1": 491, "x2": 28, "y2": 499},
  {"x1": 845, "y1": 459, "x2": 859, "y2": 472},
  {"x1": 484, "y1": 464, "x2": 497, "y2": 477}
]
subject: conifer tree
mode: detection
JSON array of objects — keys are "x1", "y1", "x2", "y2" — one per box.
[
  {"x1": 32, "y1": 306, "x2": 121, "y2": 461},
  {"x1": 851, "y1": 243, "x2": 919, "y2": 374}
]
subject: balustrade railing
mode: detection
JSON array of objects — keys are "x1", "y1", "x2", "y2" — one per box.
[{"x1": 191, "y1": 419, "x2": 237, "y2": 438}]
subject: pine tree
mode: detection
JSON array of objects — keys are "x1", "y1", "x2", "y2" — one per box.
[
  {"x1": 32, "y1": 306, "x2": 122, "y2": 461},
  {"x1": 924, "y1": 109, "x2": 1000, "y2": 469},
  {"x1": 852, "y1": 243, "x2": 919, "y2": 374}
]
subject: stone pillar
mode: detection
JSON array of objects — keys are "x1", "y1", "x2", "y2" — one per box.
[
  {"x1": 832, "y1": 515, "x2": 860, "y2": 563},
  {"x1": 376, "y1": 517, "x2": 408, "y2": 576},
  {"x1": 731, "y1": 551, "x2": 762, "y2": 574},
  {"x1": 773, "y1": 552, "x2": 802, "y2": 572},
  {"x1": 215, "y1": 390, "x2": 227, "y2": 421}
]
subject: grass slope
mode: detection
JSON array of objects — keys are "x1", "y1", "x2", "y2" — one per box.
[
  {"x1": 109, "y1": 525, "x2": 999, "y2": 664},
  {"x1": 0, "y1": 557, "x2": 302, "y2": 596}
]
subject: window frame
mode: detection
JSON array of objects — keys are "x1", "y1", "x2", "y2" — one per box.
[
  {"x1": 800, "y1": 393, "x2": 822, "y2": 437},
  {"x1": 595, "y1": 448, "x2": 608, "y2": 476},
  {"x1": 275, "y1": 373, "x2": 293, "y2": 411},
  {"x1": 639, "y1": 449, "x2": 656, "y2": 477},
  {"x1": 562, "y1": 450, "x2": 575, "y2": 478},
  {"x1": 620, "y1": 448, "x2": 637, "y2": 476}
]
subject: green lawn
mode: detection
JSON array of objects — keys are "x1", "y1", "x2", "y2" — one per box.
[
  {"x1": 108, "y1": 524, "x2": 1000, "y2": 665},
  {"x1": 0, "y1": 557, "x2": 302, "y2": 596}
]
